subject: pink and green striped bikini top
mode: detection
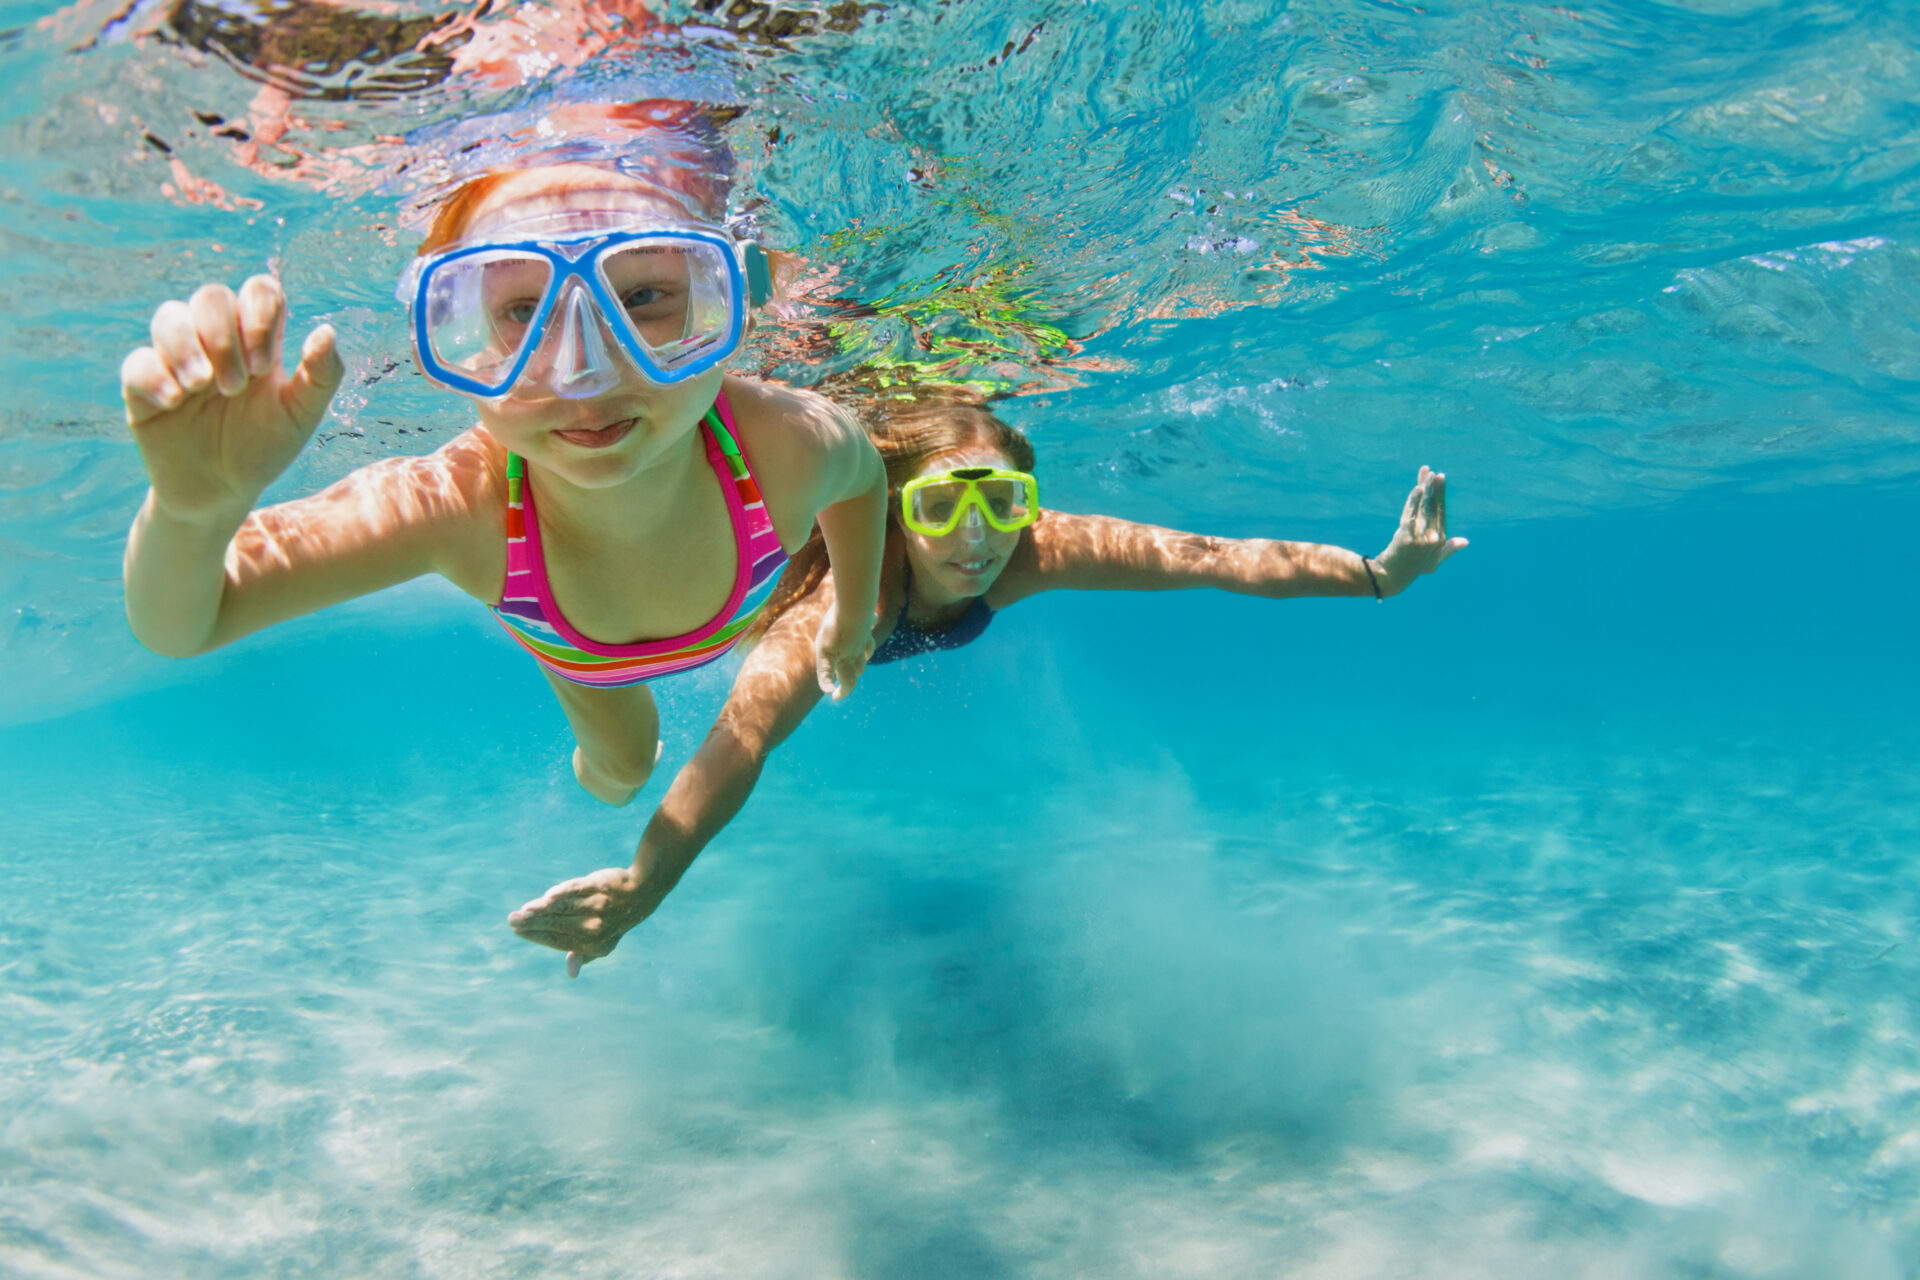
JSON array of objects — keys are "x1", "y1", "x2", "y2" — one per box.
[{"x1": 489, "y1": 393, "x2": 789, "y2": 687}]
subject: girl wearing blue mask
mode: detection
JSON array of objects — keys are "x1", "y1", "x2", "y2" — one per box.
[{"x1": 120, "y1": 160, "x2": 888, "y2": 804}]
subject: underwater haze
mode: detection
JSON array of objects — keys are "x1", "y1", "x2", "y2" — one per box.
[{"x1": 4, "y1": 0, "x2": 1920, "y2": 1276}]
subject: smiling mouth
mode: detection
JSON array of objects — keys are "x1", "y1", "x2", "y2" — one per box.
[
  {"x1": 553, "y1": 418, "x2": 638, "y2": 449},
  {"x1": 950, "y1": 557, "x2": 996, "y2": 573}
]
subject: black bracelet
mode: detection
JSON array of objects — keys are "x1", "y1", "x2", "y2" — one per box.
[{"x1": 1360, "y1": 554, "x2": 1383, "y2": 602}]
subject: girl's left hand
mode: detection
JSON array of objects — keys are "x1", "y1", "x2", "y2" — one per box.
[
  {"x1": 509, "y1": 866, "x2": 659, "y2": 978},
  {"x1": 1372, "y1": 465, "x2": 1468, "y2": 594},
  {"x1": 813, "y1": 608, "x2": 874, "y2": 701}
]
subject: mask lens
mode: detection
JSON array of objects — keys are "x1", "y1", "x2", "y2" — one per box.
[
  {"x1": 974, "y1": 477, "x2": 1032, "y2": 528},
  {"x1": 421, "y1": 250, "x2": 554, "y2": 390},
  {"x1": 598, "y1": 238, "x2": 737, "y2": 371},
  {"x1": 908, "y1": 479, "x2": 970, "y2": 533}
]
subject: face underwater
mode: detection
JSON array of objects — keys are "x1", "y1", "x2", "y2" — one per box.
[
  {"x1": 901, "y1": 447, "x2": 1037, "y2": 597},
  {"x1": 402, "y1": 173, "x2": 770, "y2": 486}
]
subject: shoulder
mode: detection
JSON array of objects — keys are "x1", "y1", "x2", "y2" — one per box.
[
  {"x1": 987, "y1": 509, "x2": 1188, "y2": 605},
  {"x1": 377, "y1": 428, "x2": 507, "y2": 599},
  {"x1": 998, "y1": 508, "x2": 1098, "y2": 582},
  {"x1": 721, "y1": 375, "x2": 872, "y2": 546},
  {"x1": 339, "y1": 428, "x2": 505, "y2": 518},
  {"x1": 436, "y1": 426, "x2": 508, "y2": 487},
  {"x1": 435, "y1": 427, "x2": 511, "y2": 511},
  {"x1": 723, "y1": 374, "x2": 865, "y2": 466},
  {"x1": 1025, "y1": 509, "x2": 1212, "y2": 568}
]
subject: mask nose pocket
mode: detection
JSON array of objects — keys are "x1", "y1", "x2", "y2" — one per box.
[{"x1": 548, "y1": 283, "x2": 619, "y2": 399}]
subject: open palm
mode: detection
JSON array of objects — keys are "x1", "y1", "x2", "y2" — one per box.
[{"x1": 1373, "y1": 466, "x2": 1467, "y2": 593}]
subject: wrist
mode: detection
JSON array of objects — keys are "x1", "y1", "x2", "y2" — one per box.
[
  {"x1": 831, "y1": 594, "x2": 875, "y2": 635},
  {"x1": 1357, "y1": 550, "x2": 1387, "y2": 601},
  {"x1": 143, "y1": 486, "x2": 254, "y2": 535},
  {"x1": 630, "y1": 841, "x2": 692, "y2": 905},
  {"x1": 612, "y1": 862, "x2": 668, "y2": 928},
  {"x1": 1369, "y1": 545, "x2": 1416, "y2": 597}
]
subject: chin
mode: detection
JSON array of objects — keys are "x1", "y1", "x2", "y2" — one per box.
[
  {"x1": 942, "y1": 566, "x2": 1001, "y2": 595},
  {"x1": 559, "y1": 451, "x2": 650, "y2": 489}
]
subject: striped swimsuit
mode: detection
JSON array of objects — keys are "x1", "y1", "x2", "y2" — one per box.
[{"x1": 490, "y1": 395, "x2": 789, "y2": 687}]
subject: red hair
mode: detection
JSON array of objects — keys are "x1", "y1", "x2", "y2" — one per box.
[
  {"x1": 417, "y1": 170, "x2": 517, "y2": 254},
  {"x1": 414, "y1": 101, "x2": 740, "y2": 254}
]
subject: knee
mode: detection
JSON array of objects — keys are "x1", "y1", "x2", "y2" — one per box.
[{"x1": 573, "y1": 740, "x2": 660, "y2": 807}]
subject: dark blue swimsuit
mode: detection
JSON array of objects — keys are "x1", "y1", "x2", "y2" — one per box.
[{"x1": 869, "y1": 565, "x2": 995, "y2": 665}]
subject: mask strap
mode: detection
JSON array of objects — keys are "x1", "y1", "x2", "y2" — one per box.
[{"x1": 744, "y1": 243, "x2": 771, "y2": 308}]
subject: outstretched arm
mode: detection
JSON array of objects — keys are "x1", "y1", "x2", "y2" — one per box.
[
  {"x1": 508, "y1": 585, "x2": 832, "y2": 976},
  {"x1": 1003, "y1": 466, "x2": 1466, "y2": 603}
]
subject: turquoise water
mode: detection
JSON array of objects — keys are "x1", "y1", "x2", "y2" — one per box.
[{"x1": 4, "y1": 1, "x2": 1920, "y2": 1276}]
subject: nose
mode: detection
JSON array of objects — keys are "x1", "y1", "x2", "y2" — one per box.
[
  {"x1": 533, "y1": 281, "x2": 619, "y2": 400},
  {"x1": 959, "y1": 505, "x2": 988, "y2": 542}
]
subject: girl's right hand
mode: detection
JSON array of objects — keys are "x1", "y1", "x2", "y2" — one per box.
[{"x1": 120, "y1": 274, "x2": 344, "y2": 525}]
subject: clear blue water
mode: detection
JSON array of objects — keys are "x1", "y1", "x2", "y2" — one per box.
[{"x1": 4, "y1": 1, "x2": 1920, "y2": 1276}]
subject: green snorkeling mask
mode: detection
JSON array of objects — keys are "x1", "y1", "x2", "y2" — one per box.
[{"x1": 899, "y1": 467, "x2": 1039, "y2": 537}]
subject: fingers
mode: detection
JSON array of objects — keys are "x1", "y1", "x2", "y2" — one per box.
[
  {"x1": 507, "y1": 888, "x2": 561, "y2": 924},
  {"x1": 129, "y1": 275, "x2": 290, "y2": 423},
  {"x1": 512, "y1": 915, "x2": 608, "y2": 945},
  {"x1": 1409, "y1": 467, "x2": 1466, "y2": 570},
  {"x1": 563, "y1": 936, "x2": 617, "y2": 978},
  {"x1": 1402, "y1": 467, "x2": 1451, "y2": 544},
  {"x1": 507, "y1": 908, "x2": 618, "y2": 979},
  {"x1": 833, "y1": 649, "x2": 866, "y2": 701},
  {"x1": 150, "y1": 298, "x2": 214, "y2": 399},
  {"x1": 507, "y1": 878, "x2": 602, "y2": 923},
  {"x1": 282, "y1": 324, "x2": 344, "y2": 429},
  {"x1": 819, "y1": 656, "x2": 859, "y2": 701},
  {"x1": 509, "y1": 866, "x2": 643, "y2": 979},
  {"x1": 236, "y1": 274, "x2": 285, "y2": 378},
  {"x1": 509, "y1": 892, "x2": 608, "y2": 921},
  {"x1": 187, "y1": 284, "x2": 248, "y2": 395},
  {"x1": 1399, "y1": 478, "x2": 1422, "y2": 529},
  {"x1": 511, "y1": 922, "x2": 573, "y2": 952},
  {"x1": 121, "y1": 345, "x2": 185, "y2": 423},
  {"x1": 509, "y1": 884, "x2": 614, "y2": 936}
]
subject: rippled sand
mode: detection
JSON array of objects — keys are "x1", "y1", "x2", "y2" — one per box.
[{"x1": 4, "y1": 551, "x2": 1914, "y2": 1277}]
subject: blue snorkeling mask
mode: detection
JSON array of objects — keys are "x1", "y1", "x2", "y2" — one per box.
[{"x1": 398, "y1": 207, "x2": 771, "y2": 400}]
